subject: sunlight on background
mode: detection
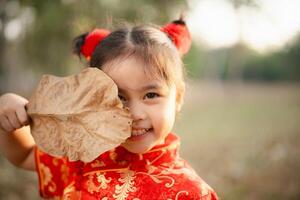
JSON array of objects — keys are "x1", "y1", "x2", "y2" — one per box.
[
  {"x1": 187, "y1": 0, "x2": 300, "y2": 53},
  {"x1": 187, "y1": 0, "x2": 239, "y2": 48},
  {"x1": 3, "y1": 3, "x2": 35, "y2": 41}
]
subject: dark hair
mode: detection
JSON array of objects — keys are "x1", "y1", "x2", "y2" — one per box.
[
  {"x1": 73, "y1": 25, "x2": 185, "y2": 90},
  {"x1": 72, "y1": 33, "x2": 88, "y2": 60}
]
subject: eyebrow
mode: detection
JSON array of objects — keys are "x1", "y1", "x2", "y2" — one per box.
[{"x1": 118, "y1": 83, "x2": 164, "y2": 93}]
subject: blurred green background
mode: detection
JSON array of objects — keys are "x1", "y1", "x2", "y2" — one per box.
[{"x1": 0, "y1": 0, "x2": 299, "y2": 199}]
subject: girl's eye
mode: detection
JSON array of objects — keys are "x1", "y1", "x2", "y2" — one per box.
[
  {"x1": 118, "y1": 95, "x2": 126, "y2": 101},
  {"x1": 145, "y1": 92, "x2": 159, "y2": 99}
]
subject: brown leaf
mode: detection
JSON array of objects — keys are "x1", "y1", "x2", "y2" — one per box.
[{"x1": 27, "y1": 68, "x2": 132, "y2": 162}]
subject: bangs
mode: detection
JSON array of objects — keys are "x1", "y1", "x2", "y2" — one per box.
[
  {"x1": 90, "y1": 25, "x2": 184, "y2": 88},
  {"x1": 130, "y1": 44, "x2": 183, "y2": 86}
]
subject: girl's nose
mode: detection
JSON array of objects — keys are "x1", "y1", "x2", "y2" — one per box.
[{"x1": 128, "y1": 102, "x2": 146, "y2": 121}]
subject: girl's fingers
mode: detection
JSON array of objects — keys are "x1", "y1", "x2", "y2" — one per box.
[
  {"x1": 6, "y1": 111, "x2": 22, "y2": 129},
  {"x1": 0, "y1": 115, "x2": 14, "y2": 133},
  {"x1": 16, "y1": 106, "x2": 29, "y2": 126}
]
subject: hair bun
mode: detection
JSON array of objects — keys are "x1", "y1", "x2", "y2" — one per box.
[
  {"x1": 80, "y1": 29, "x2": 110, "y2": 61},
  {"x1": 161, "y1": 19, "x2": 191, "y2": 56}
]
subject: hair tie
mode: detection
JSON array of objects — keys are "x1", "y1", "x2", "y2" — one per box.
[
  {"x1": 80, "y1": 20, "x2": 191, "y2": 60},
  {"x1": 161, "y1": 19, "x2": 191, "y2": 55},
  {"x1": 80, "y1": 29, "x2": 110, "y2": 61}
]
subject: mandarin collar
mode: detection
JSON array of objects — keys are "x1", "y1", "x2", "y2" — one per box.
[{"x1": 82, "y1": 133, "x2": 180, "y2": 172}]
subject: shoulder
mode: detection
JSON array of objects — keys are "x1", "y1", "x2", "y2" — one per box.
[
  {"x1": 189, "y1": 178, "x2": 218, "y2": 200},
  {"x1": 168, "y1": 159, "x2": 219, "y2": 199},
  {"x1": 179, "y1": 169, "x2": 218, "y2": 199}
]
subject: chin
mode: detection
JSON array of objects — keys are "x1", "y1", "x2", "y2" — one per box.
[{"x1": 121, "y1": 143, "x2": 153, "y2": 154}]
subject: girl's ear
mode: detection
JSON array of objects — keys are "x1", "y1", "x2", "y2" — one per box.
[{"x1": 176, "y1": 82, "x2": 185, "y2": 112}]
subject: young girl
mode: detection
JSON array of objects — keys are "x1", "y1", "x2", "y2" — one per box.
[{"x1": 0, "y1": 19, "x2": 218, "y2": 199}]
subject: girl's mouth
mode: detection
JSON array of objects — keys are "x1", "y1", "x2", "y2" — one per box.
[
  {"x1": 131, "y1": 128, "x2": 151, "y2": 136},
  {"x1": 129, "y1": 128, "x2": 153, "y2": 141}
]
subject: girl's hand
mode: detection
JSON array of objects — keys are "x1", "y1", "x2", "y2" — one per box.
[{"x1": 0, "y1": 93, "x2": 29, "y2": 133}]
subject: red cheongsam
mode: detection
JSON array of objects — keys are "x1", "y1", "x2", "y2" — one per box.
[{"x1": 35, "y1": 133, "x2": 218, "y2": 200}]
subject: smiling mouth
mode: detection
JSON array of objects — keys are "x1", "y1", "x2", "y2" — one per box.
[{"x1": 131, "y1": 128, "x2": 153, "y2": 136}]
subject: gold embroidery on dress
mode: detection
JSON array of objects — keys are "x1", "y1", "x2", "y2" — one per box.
[
  {"x1": 160, "y1": 166, "x2": 184, "y2": 175},
  {"x1": 147, "y1": 149, "x2": 166, "y2": 165},
  {"x1": 62, "y1": 182, "x2": 80, "y2": 200},
  {"x1": 87, "y1": 174, "x2": 99, "y2": 194},
  {"x1": 83, "y1": 167, "x2": 129, "y2": 177},
  {"x1": 181, "y1": 167, "x2": 202, "y2": 182},
  {"x1": 118, "y1": 160, "x2": 128, "y2": 166},
  {"x1": 40, "y1": 163, "x2": 57, "y2": 192},
  {"x1": 52, "y1": 158, "x2": 59, "y2": 166},
  {"x1": 63, "y1": 182, "x2": 75, "y2": 194},
  {"x1": 97, "y1": 172, "x2": 112, "y2": 189},
  {"x1": 87, "y1": 172, "x2": 112, "y2": 194},
  {"x1": 146, "y1": 165, "x2": 156, "y2": 174},
  {"x1": 48, "y1": 182, "x2": 57, "y2": 193},
  {"x1": 109, "y1": 150, "x2": 117, "y2": 162},
  {"x1": 91, "y1": 160, "x2": 106, "y2": 168},
  {"x1": 137, "y1": 165, "x2": 175, "y2": 188},
  {"x1": 160, "y1": 158, "x2": 200, "y2": 182},
  {"x1": 200, "y1": 182, "x2": 211, "y2": 196},
  {"x1": 160, "y1": 162, "x2": 173, "y2": 168},
  {"x1": 174, "y1": 158, "x2": 185, "y2": 167},
  {"x1": 113, "y1": 170, "x2": 137, "y2": 200},
  {"x1": 175, "y1": 191, "x2": 189, "y2": 200},
  {"x1": 146, "y1": 140, "x2": 179, "y2": 153},
  {"x1": 61, "y1": 164, "x2": 69, "y2": 184},
  {"x1": 160, "y1": 166, "x2": 200, "y2": 184},
  {"x1": 40, "y1": 163, "x2": 52, "y2": 185}
]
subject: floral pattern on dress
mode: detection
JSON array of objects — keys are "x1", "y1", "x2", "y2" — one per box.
[{"x1": 35, "y1": 133, "x2": 218, "y2": 200}]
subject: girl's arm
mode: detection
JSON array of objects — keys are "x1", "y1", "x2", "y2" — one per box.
[{"x1": 0, "y1": 93, "x2": 36, "y2": 171}]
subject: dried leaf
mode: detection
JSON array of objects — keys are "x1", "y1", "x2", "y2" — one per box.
[{"x1": 27, "y1": 68, "x2": 132, "y2": 162}]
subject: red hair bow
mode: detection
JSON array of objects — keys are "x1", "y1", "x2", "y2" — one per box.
[
  {"x1": 80, "y1": 19, "x2": 191, "y2": 61},
  {"x1": 162, "y1": 19, "x2": 191, "y2": 55},
  {"x1": 80, "y1": 29, "x2": 110, "y2": 61}
]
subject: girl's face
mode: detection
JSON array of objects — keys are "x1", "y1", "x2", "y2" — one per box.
[{"x1": 103, "y1": 57, "x2": 182, "y2": 153}]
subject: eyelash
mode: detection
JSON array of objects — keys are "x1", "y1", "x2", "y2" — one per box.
[
  {"x1": 144, "y1": 92, "x2": 160, "y2": 99},
  {"x1": 118, "y1": 95, "x2": 126, "y2": 101},
  {"x1": 118, "y1": 92, "x2": 160, "y2": 101}
]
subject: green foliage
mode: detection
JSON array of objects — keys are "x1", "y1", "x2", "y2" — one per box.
[
  {"x1": 184, "y1": 44, "x2": 207, "y2": 79},
  {"x1": 242, "y1": 36, "x2": 300, "y2": 81},
  {"x1": 22, "y1": 2, "x2": 73, "y2": 75},
  {"x1": 1, "y1": 0, "x2": 300, "y2": 86},
  {"x1": 185, "y1": 40, "x2": 300, "y2": 81},
  {"x1": 3, "y1": 0, "x2": 188, "y2": 76}
]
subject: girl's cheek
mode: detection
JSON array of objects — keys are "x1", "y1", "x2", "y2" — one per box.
[{"x1": 154, "y1": 104, "x2": 170, "y2": 120}]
